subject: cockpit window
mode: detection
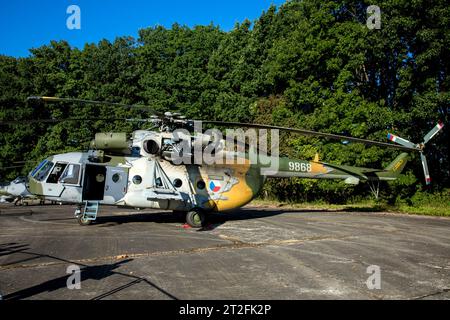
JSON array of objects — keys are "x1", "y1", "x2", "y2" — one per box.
[
  {"x1": 33, "y1": 160, "x2": 54, "y2": 181},
  {"x1": 59, "y1": 164, "x2": 81, "y2": 185},
  {"x1": 46, "y1": 162, "x2": 68, "y2": 184},
  {"x1": 30, "y1": 160, "x2": 48, "y2": 177}
]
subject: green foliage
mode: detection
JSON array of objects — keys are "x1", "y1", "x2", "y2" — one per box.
[
  {"x1": 409, "y1": 188, "x2": 450, "y2": 208},
  {"x1": 0, "y1": 0, "x2": 448, "y2": 205}
]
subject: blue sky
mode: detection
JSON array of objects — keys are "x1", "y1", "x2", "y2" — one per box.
[{"x1": 0, "y1": 0, "x2": 286, "y2": 57}]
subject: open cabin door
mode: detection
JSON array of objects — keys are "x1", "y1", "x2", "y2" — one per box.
[
  {"x1": 82, "y1": 165, "x2": 128, "y2": 204},
  {"x1": 82, "y1": 165, "x2": 106, "y2": 201}
]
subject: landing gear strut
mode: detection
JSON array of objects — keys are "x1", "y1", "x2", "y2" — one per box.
[
  {"x1": 185, "y1": 209, "x2": 206, "y2": 228},
  {"x1": 368, "y1": 181, "x2": 380, "y2": 200},
  {"x1": 14, "y1": 197, "x2": 25, "y2": 206}
]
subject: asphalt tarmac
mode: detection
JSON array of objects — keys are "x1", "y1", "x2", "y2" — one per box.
[{"x1": 0, "y1": 203, "x2": 449, "y2": 300}]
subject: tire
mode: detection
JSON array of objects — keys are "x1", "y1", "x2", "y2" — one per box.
[
  {"x1": 77, "y1": 215, "x2": 92, "y2": 226},
  {"x1": 186, "y1": 210, "x2": 205, "y2": 228}
]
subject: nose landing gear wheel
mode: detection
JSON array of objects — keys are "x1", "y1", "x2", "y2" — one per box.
[
  {"x1": 186, "y1": 210, "x2": 206, "y2": 228},
  {"x1": 77, "y1": 215, "x2": 92, "y2": 226}
]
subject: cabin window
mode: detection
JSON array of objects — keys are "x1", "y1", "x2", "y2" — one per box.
[
  {"x1": 132, "y1": 175, "x2": 142, "y2": 185},
  {"x1": 33, "y1": 160, "x2": 54, "y2": 182},
  {"x1": 96, "y1": 174, "x2": 105, "y2": 183},
  {"x1": 59, "y1": 164, "x2": 81, "y2": 185},
  {"x1": 196, "y1": 180, "x2": 206, "y2": 190},
  {"x1": 173, "y1": 179, "x2": 183, "y2": 188},
  {"x1": 112, "y1": 173, "x2": 121, "y2": 183},
  {"x1": 46, "y1": 162, "x2": 68, "y2": 184}
]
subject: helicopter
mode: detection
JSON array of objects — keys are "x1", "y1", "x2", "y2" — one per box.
[{"x1": 2, "y1": 96, "x2": 444, "y2": 228}]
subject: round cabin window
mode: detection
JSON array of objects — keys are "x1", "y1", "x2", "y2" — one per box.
[
  {"x1": 95, "y1": 174, "x2": 105, "y2": 183},
  {"x1": 196, "y1": 180, "x2": 206, "y2": 190},
  {"x1": 132, "y1": 175, "x2": 142, "y2": 185},
  {"x1": 112, "y1": 173, "x2": 121, "y2": 183},
  {"x1": 173, "y1": 179, "x2": 183, "y2": 188}
]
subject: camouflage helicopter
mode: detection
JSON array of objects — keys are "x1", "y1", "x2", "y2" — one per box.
[{"x1": 2, "y1": 96, "x2": 444, "y2": 228}]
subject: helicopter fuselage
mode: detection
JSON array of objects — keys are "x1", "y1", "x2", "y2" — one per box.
[
  {"x1": 25, "y1": 126, "x2": 412, "y2": 223},
  {"x1": 27, "y1": 151, "x2": 265, "y2": 213}
]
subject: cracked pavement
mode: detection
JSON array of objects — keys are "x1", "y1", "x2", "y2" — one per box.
[{"x1": 0, "y1": 203, "x2": 449, "y2": 300}]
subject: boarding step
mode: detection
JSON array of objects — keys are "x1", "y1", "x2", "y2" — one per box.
[{"x1": 83, "y1": 201, "x2": 99, "y2": 221}]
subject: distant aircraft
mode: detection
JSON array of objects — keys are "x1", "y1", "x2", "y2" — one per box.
[{"x1": 0, "y1": 176, "x2": 42, "y2": 206}]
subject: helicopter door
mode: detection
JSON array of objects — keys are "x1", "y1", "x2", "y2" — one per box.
[
  {"x1": 58, "y1": 164, "x2": 82, "y2": 203},
  {"x1": 103, "y1": 166, "x2": 128, "y2": 204},
  {"x1": 82, "y1": 165, "x2": 106, "y2": 201},
  {"x1": 43, "y1": 162, "x2": 67, "y2": 197}
]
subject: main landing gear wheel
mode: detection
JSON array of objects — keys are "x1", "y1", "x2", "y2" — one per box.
[
  {"x1": 77, "y1": 215, "x2": 92, "y2": 226},
  {"x1": 186, "y1": 210, "x2": 206, "y2": 228}
]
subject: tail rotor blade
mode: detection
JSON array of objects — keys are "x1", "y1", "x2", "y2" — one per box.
[
  {"x1": 387, "y1": 133, "x2": 417, "y2": 149},
  {"x1": 420, "y1": 153, "x2": 432, "y2": 185},
  {"x1": 423, "y1": 121, "x2": 444, "y2": 144}
]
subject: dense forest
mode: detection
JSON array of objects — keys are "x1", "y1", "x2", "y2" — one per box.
[{"x1": 1, "y1": 0, "x2": 448, "y2": 205}]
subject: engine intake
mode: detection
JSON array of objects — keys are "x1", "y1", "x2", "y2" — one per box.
[{"x1": 143, "y1": 139, "x2": 160, "y2": 155}]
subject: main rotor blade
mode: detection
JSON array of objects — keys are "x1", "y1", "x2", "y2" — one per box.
[
  {"x1": 423, "y1": 121, "x2": 444, "y2": 144},
  {"x1": 386, "y1": 133, "x2": 417, "y2": 149},
  {"x1": 199, "y1": 121, "x2": 419, "y2": 151},
  {"x1": 27, "y1": 96, "x2": 163, "y2": 116},
  {"x1": 0, "y1": 165, "x2": 25, "y2": 170},
  {"x1": 420, "y1": 153, "x2": 431, "y2": 185},
  {"x1": 0, "y1": 118, "x2": 151, "y2": 125}
]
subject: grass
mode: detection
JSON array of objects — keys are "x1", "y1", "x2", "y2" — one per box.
[{"x1": 249, "y1": 199, "x2": 450, "y2": 217}]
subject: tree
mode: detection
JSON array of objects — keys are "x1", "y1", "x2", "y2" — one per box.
[{"x1": 1, "y1": 0, "x2": 448, "y2": 202}]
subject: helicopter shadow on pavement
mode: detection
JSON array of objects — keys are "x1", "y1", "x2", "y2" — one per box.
[
  {"x1": 198, "y1": 207, "x2": 332, "y2": 231},
  {"x1": 0, "y1": 243, "x2": 178, "y2": 300},
  {"x1": 0, "y1": 242, "x2": 30, "y2": 257},
  {"x1": 94, "y1": 210, "x2": 187, "y2": 226},
  {"x1": 92, "y1": 207, "x2": 332, "y2": 231}
]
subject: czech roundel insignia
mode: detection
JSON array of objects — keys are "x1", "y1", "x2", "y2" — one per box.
[{"x1": 209, "y1": 180, "x2": 221, "y2": 193}]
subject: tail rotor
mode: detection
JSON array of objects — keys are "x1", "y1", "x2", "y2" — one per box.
[{"x1": 387, "y1": 122, "x2": 444, "y2": 185}]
